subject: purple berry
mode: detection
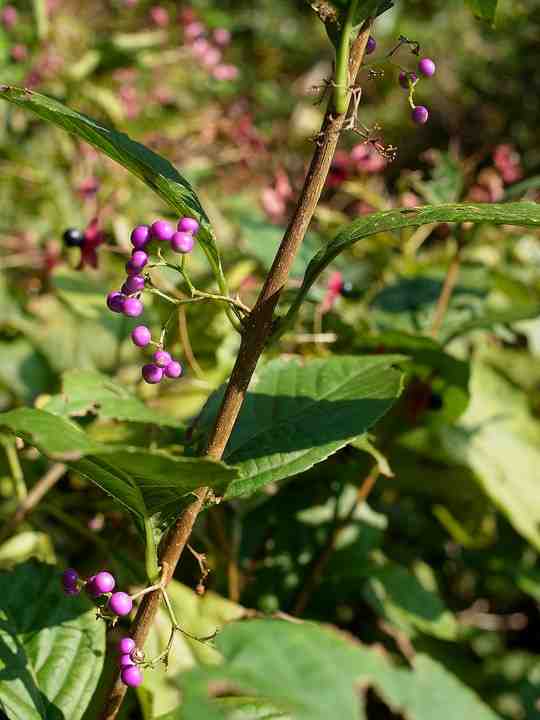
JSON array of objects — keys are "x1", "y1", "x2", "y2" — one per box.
[
  {"x1": 412, "y1": 105, "x2": 429, "y2": 125},
  {"x1": 119, "y1": 653, "x2": 135, "y2": 667},
  {"x1": 131, "y1": 225, "x2": 150, "y2": 249},
  {"x1": 86, "y1": 575, "x2": 100, "y2": 597},
  {"x1": 366, "y1": 36, "x2": 376, "y2": 55},
  {"x1": 121, "y1": 665, "x2": 143, "y2": 688},
  {"x1": 119, "y1": 637, "x2": 136, "y2": 655},
  {"x1": 177, "y1": 217, "x2": 200, "y2": 234},
  {"x1": 62, "y1": 568, "x2": 79, "y2": 589},
  {"x1": 93, "y1": 571, "x2": 116, "y2": 594},
  {"x1": 170, "y1": 232, "x2": 195, "y2": 254},
  {"x1": 123, "y1": 297, "x2": 144, "y2": 317},
  {"x1": 109, "y1": 591, "x2": 133, "y2": 616},
  {"x1": 153, "y1": 350, "x2": 171, "y2": 368},
  {"x1": 418, "y1": 57, "x2": 436, "y2": 77},
  {"x1": 142, "y1": 363, "x2": 163, "y2": 384},
  {"x1": 122, "y1": 274, "x2": 145, "y2": 295},
  {"x1": 399, "y1": 71, "x2": 418, "y2": 89},
  {"x1": 131, "y1": 250, "x2": 148, "y2": 269},
  {"x1": 107, "y1": 292, "x2": 126, "y2": 313},
  {"x1": 164, "y1": 360, "x2": 183, "y2": 379},
  {"x1": 150, "y1": 219, "x2": 174, "y2": 241},
  {"x1": 131, "y1": 325, "x2": 152, "y2": 347}
]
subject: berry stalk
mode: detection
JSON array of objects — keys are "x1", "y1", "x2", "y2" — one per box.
[{"x1": 100, "y1": 18, "x2": 373, "y2": 720}]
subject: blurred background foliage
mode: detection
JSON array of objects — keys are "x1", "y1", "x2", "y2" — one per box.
[{"x1": 1, "y1": 0, "x2": 540, "y2": 718}]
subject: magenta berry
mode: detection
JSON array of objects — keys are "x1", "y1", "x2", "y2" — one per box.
[
  {"x1": 86, "y1": 575, "x2": 100, "y2": 597},
  {"x1": 126, "y1": 251, "x2": 148, "y2": 274},
  {"x1": 164, "y1": 360, "x2": 183, "y2": 379},
  {"x1": 131, "y1": 225, "x2": 150, "y2": 249},
  {"x1": 418, "y1": 57, "x2": 436, "y2": 77},
  {"x1": 150, "y1": 219, "x2": 174, "y2": 241},
  {"x1": 131, "y1": 325, "x2": 152, "y2": 347},
  {"x1": 153, "y1": 350, "x2": 172, "y2": 368},
  {"x1": 107, "y1": 292, "x2": 126, "y2": 313},
  {"x1": 109, "y1": 591, "x2": 133, "y2": 616},
  {"x1": 93, "y1": 571, "x2": 116, "y2": 594},
  {"x1": 170, "y1": 232, "x2": 195, "y2": 254},
  {"x1": 399, "y1": 71, "x2": 418, "y2": 89},
  {"x1": 121, "y1": 665, "x2": 143, "y2": 688},
  {"x1": 122, "y1": 274, "x2": 145, "y2": 295},
  {"x1": 62, "y1": 568, "x2": 79, "y2": 588},
  {"x1": 119, "y1": 637, "x2": 136, "y2": 655},
  {"x1": 177, "y1": 217, "x2": 200, "y2": 234},
  {"x1": 119, "y1": 653, "x2": 135, "y2": 668},
  {"x1": 123, "y1": 297, "x2": 144, "y2": 318},
  {"x1": 366, "y1": 36, "x2": 376, "y2": 55},
  {"x1": 412, "y1": 106, "x2": 429, "y2": 125},
  {"x1": 142, "y1": 363, "x2": 163, "y2": 384}
]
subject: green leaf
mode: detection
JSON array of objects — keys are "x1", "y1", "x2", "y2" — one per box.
[
  {"x1": 43, "y1": 369, "x2": 183, "y2": 428},
  {"x1": 465, "y1": 0, "x2": 498, "y2": 23},
  {"x1": 174, "y1": 619, "x2": 501, "y2": 720},
  {"x1": 279, "y1": 203, "x2": 540, "y2": 336},
  {"x1": 0, "y1": 85, "x2": 227, "y2": 295},
  {"x1": 198, "y1": 355, "x2": 404, "y2": 498},
  {"x1": 0, "y1": 408, "x2": 238, "y2": 530},
  {"x1": 0, "y1": 561, "x2": 105, "y2": 720},
  {"x1": 364, "y1": 563, "x2": 458, "y2": 640}
]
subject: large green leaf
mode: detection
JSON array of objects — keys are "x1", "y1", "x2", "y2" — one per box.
[
  {"x1": 278, "y1": 203, "x2": 540, "y2": 336},
  {"x1": 198, "y1": 355, "x2": 404, "y2": 498},
  {"x1": 0, "y1": 408, "x2": 238, "y2": 527},
  {"x1": 170, "y1": 619, "x2": 501, "y2": 720},
  {"x1": 0, "y1": 85, "x2": 227, "y2": 294},
  {"x1": 0, "y1": 561, "x2": 105, "y2": 720},
  {"x1": 43, "y1": 369, "x2": 183, "y2": 428}
]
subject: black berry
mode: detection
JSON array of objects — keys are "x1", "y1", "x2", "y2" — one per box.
[
  {"x1": 340, "y1": 281, "x2": 362, "y2": 300},
  {"x1": 63, "y1": 228, "x2": 85, "y2": 247}
]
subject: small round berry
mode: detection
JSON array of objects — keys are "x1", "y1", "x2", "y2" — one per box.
[
  {"x1": 123, "y1": 297, "x2": 144, "y2": 318},
  {"x1": 366, "y1": 36, "x2": 376, "y2": 55},
  {"x1": 164, "y1": 360, "x2": 183, "y2": 379},
  {"x1": 153, "y1": 350, "x2": 172, "y2": 368},
  {"x1": 142, "y1": 363, "x2": 163, "y2": 384},
  {"x1": 177, "y1": 217, "x2": 200, "y2": 234},
  {"x1": 150, "y1": 220, "x2": 174, "y2": 241},
  {"x1": 119, "y1": 653, "x2": 135, "y2": 668},
  {"x1": 93, "y1": 571, "x2": 116, "y2": 595},
  {"x1": 399, "y1": 71, "x2": 418, "y2": 89},
  {"x1": 119, "y1": 637, "x2": 136, "y2": 655},
  {"x1": 126, "y1": 251, "x2": 148, "y2": 275},
  {"x1": 418, "y1": 57, "x2": 436, "y2": 77},
  {"x1": 62, "y1": 568, "x2": 79, "y2": 589},
  {"x1": 412, "y1": 105, "x2": 429, "y2": 125},
  {"x1": 121, "y1": 665, "x2": 143, "y2": 688},
  {"x1": 109, "y1": 592, "x2": 133, "y2": 616},
  {"x1": 107, "y1": 292, "x2": 126, "y2": 314},
  {"x1": 170, "y1": 232, "x2": 195, "y2": 254},
  {"x1": 340, "y1": 281, "x2": 362, "y2": 299},
  {"x1": 63, "y1": 228, "x2": 85, "y2": 247},
  {"x1": 131, "y1": 325, "x2": 152, "y2": 347},
  {"x1": 86, "y1": 575, "x2": 100, "y2": 597},
  {"x1": 131, "y1": 225, "x2": 150, "y2": 249},
  {"x1": 122, "y1": 274, "x2": 145, "y2": 295}
]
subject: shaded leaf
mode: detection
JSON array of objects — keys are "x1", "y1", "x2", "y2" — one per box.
[
  {"x1": 0, "y1": 561, "x2": 105, "y2": 720},
  {"x1": 465, "y1": 0, "x2": 498, "y2": 23}
]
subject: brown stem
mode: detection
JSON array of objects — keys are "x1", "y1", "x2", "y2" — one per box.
[
  {"x1": 0, "y1": 463, "x2": 66, "y2": 544},
  {"x1": 292, "y1": 465, "x2": 379, "y2": 616},
  {"x1": 429, "y1": 249, "x2": 462, "y2": 338},
  {"x1": 100, "y1": 20, "x2": 373, "y2": 720}
]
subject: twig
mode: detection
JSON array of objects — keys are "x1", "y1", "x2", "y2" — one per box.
[
  {"x1": 292, "y1": 465, "x2": 379, "y2": 616},
  {"x1": 100, "y1": 19, "x2": 373, "y2": 719},
  {"x1": 178, "y1": 306, "x2": 204, "y2": 379},
  {"x1": 429, "y1": 249, "x2": 462, "y2": 338},
  {"x1": 2, "y1": 438, "x2": 27, "y2": 502}
]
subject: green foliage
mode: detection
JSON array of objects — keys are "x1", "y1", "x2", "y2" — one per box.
[
  {"x1": 198, "y1": 355, "x2": 404, "y2": 498},
  {"x1": 465, "y1": 0, "x2": 498, "y2": 23},
  {"x1": 0, "y1": 561, "x2": 105, "y2": 720}
]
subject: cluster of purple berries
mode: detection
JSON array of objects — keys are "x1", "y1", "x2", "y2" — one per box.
[
  {"x1": 106, "y1": 216, "x2": 199, "y2": 319},
  {"x1": 132, "y1": 331, "x2": 183, "y2": 384},
  {"x1": 62, "y1": 568, "x2": 134, "y2": 615},
  {"x1": 398, "y1": 57, "x2": 436, "y2": 125},
  {"x1": 117, "y1": 636, "x2": 144, "y2": 688}
]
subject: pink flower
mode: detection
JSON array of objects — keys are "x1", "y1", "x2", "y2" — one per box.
[
  {"x1": 326, "y1": 151, "x2": 350, "y2": 189},
  {"x1": 493, "y1": 144, "x2": 523, "y2": 184},
  {"x1": 322, "y1": 272, "x2": 344, "y2": 314},
  {"x1": 213, "y1": 28, "x2": 231, "y2": 46},
  {"x1": 400, "y1": 192, "x2": 421, "y2": 208},
  {"x1": 149, "y1": 5, "x2": 169, "y2": 27},
  {"x1": 212, "y1": 64, "x2": 239, "y2": 81},
  {"x1": 1, "y1": 5, "x2": 18, "y2": 29},
  {"x1": 78, "y1": 217, "x2": 105, "y2": 270},
  {"x1": 10, "y1": 44, "x2": 28, "y2": 62},
  {"x1": 184, "y1": 21, "x2": 205, "y2": 41},
  {"x1": 350, "y1": 143, "x2": 386, "y2": 174}
]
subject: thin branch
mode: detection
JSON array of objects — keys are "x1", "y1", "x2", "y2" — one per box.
[
  {"x1": 429, "y1": 249, "x2": 462, "y2": 338},
  {"x1": 0, "y1": 462, "x2": 66, "y2": 543},
  {"x1": 100, "y1": 19, "x2": 373, "y2": 719}
]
